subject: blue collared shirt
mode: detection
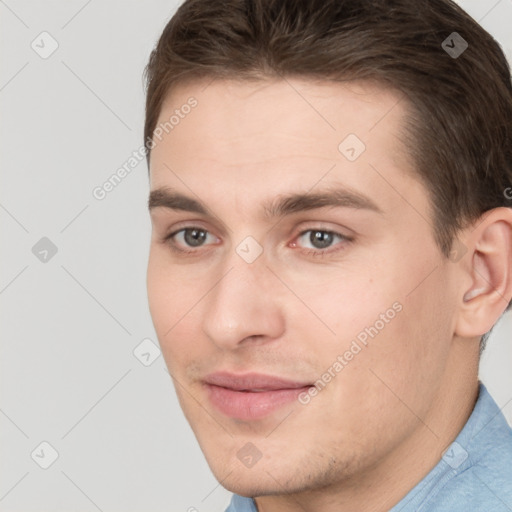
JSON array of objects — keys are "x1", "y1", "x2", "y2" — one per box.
[{"x1": 225, "y1": 381, "x2": 512, "y2": 511}]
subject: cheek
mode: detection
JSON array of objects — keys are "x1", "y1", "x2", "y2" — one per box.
[
  {"x1": 290, "y1": 267, "x2": 400, "y2": 350},
  {"x1": 336, "y1": 270, "x2": 455, "y2": 419},
  {"x1": 146, "y1": 253, "x2": 173, "y2": 335},
  {"x1": 302, "y1": 297, "x2": 449, "y2": 456},
  {"x1": 147, "y1": 249, "x2": 202, "y2": 323},
  {"x1": 300, "y1": 254, "x2": 454, "y2": 405},
  {"x1": 146, "y1": 251, "x2": 203, "y2": 363}
]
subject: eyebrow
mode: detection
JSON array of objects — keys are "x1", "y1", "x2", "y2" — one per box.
[{"x1": 148, "y1": 186, "x2": 383, "y2": 219}]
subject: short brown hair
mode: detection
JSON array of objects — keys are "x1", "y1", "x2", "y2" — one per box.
[{"x1": 143, "y1": 0, "x2": 512, "y2": 321}]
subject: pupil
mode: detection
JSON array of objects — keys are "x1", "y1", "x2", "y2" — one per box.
[
  {"x1": 185, "y1": 229, "x2": 206, "y2": 247},
  {"x1": 311, "y1": 231, "x2": 332, "y2": 249}
]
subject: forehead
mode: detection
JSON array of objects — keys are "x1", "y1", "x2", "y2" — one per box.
[
  {"x1": 149, "y1": 77, "x2": 419, "y2": 210},
  {"x1": 152, "y1": 78, "x2": 412, "y2": 163}
]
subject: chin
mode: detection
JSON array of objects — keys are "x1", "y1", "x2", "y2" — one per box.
[{"x1": 219, "y1": 474, "x2": 286, "y2": 498}]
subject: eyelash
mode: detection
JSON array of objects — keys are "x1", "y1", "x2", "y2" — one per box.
[{"x1": 163, "y1": 226, "x2": 353, "y2": 258}]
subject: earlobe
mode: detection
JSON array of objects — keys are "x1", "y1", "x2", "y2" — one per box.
[{"x1": 455, "y1": 209, "x2": 512, "y2": 338}]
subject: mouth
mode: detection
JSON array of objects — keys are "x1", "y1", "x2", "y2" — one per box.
[{"x1": 203, "y1": 372, "x2": 313, "y2": 420}]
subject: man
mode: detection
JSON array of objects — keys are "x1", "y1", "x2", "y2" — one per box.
[{"x1": 144, "y1": 0, "x2": 512, "y2": 510}]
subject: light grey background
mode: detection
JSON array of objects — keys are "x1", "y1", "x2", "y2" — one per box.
[{"x1": 1, "y1": 1, "x2": 511, "y2": 511}]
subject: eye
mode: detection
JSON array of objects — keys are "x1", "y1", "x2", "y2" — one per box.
[
  {"x1": 292, "y1": 229, "x2": 352, "y2": 256},
  {"x1": 165, "y1": 227, "x2": 218, "y2": 252}
]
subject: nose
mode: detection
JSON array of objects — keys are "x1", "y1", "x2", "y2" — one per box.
[{"x1": 201, "y1": 253, "x2": 286, "y2": 350}]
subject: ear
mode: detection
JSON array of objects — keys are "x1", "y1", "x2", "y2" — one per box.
[{"x1": 455, "y1": 207, "x2": 512, "y2": 338}]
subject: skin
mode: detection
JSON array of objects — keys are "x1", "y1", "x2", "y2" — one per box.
[{"x1": 146, "y1": 77, "x2": 512, "y2": 512}]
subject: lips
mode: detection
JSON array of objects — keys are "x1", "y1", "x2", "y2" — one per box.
[
  {"x1": 204, "y1": 372, "x2": 312, "y2": 391},
  {"x1": 203, "y1": 372, "x2": 313, "y2": 420}
]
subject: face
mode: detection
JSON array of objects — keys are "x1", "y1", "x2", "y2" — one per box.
[{"x1": 146, "y1": 78, "x2": 461, "y2": 497}]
